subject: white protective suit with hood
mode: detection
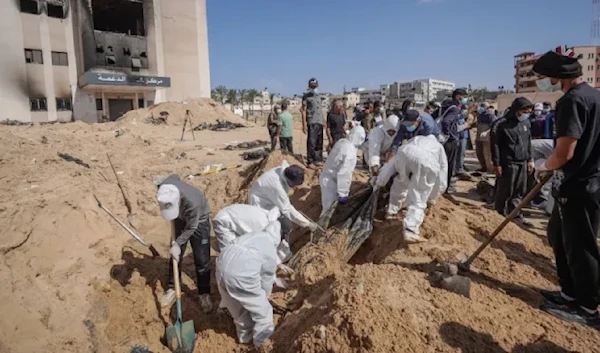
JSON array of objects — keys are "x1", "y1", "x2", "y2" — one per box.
[
  {"x1": 364, "y1": 115, "x2": 400, "y2": 169},
  {"x1": 319, "y1": 126, "x2": 366, "y2": 212},
  {"x1": 376, "y1": 135, "x2": 448, "y2": 238},
  {"x1": 213, "y1": 204, "x2": 292, "y2": 263},
  {"x1": 248, "y1": 160, "x2": 312, "y2": 230},
  {"x1": 216, "y1": 213, "x2": 282, "y2": 348}
]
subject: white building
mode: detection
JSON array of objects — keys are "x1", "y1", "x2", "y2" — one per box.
[
  {"x1": 3, "y1": 0, "x2": 211, "y2": 123},
  {"x1": 414, "y1": 78, "x2": 455, "y2": 102}
]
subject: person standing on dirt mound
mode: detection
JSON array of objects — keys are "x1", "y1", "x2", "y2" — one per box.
[
  {"x1": 216, "y1": 218, "x2": 282, "y2": 348},
  {"x1": 156, "y1": 175, "x2": 212, "y2": 312},
  {"x1": 301, "y1": 78, "x2": 325, "y2": 170},
  {"x1": 532, "y1": 48, "x2": 600, "y2": 328},
  {"x1": 490, "y1": 97, "x2": 534, "y2": 227},
  {"x1": 248, "y1": 161, "x2": 318, "y2": 244},
  {"x1": 374, "y1": 134, "x2": 448, "y2": 243},
  {"x1": 319, "y1": 125, "x2": 367, "y2": 213},
  {"x1": 267, "y1": 104, "x2": 281, "y2": 151}
]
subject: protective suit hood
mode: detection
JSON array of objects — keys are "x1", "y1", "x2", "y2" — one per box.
[
  {"x1": 347, "y1": 125, "x2": 366, "y2": 147},
  {"x1": 383, "y1": 115, "x2": 399, "y2": 132}
]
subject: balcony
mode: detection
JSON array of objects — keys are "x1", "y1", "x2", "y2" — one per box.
[{"x1": 517, "y1": 64, "x2": 534, "y2": 73}]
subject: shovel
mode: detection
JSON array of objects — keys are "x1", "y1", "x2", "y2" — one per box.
[
  {"x1": 106, "y1": 153, "x2": 140, "y2": 229},
  {"x1": 165, "y1": 254, "x2": 195, "y2": 353},
  {"x1": 94, "y1": 195, "x2": 161, "y2": 257},
  {"x1": 434, "y1": 173, "x2": 552, "y2": 298}
]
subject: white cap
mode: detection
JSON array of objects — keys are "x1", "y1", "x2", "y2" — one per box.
[
  {"x1": 534, "y1": 103, "x2": 543, "y2": 111},
  {"x1": 157, "y1": 184, "x2": 180, "y2": 221}
]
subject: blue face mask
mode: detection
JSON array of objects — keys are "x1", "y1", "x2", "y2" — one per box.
[
  {"x1": 461, "y1": 109, "x2": 468, "y2": 116},
  {"x1": 406, "y1": 124, "x2": 417, "y2": 132},
  {"x1": 517, "y1": 113, "x2": 530, "y2": 122},
  {"x1": 477, "y1": 107, "x2": 485, "y2": 114},
  {"x1": 460, "y1": 98, "x2": 469, "y2": 105},
  {"x1": 542, "y1": 108, "x2": 550, "y2": 113},
  {"x1": 536, "y1": 78, "x2": 562, "y2": 93}
]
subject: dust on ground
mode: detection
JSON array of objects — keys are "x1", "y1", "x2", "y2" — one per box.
[{"x1": 0, "y1": 101, "x2": 598, "y2": 353}]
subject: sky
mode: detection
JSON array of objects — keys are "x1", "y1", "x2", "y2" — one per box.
[{"x1": 207, "y1": 0, "x2": 590, "y2": 96}]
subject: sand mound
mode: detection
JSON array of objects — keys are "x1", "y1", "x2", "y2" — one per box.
[
  {"x1": 118, "y1": 98, "x2": 249, "y2": 127},
  {"x1": 1, "y1": 121, "x2": 599, "y2": 353}
]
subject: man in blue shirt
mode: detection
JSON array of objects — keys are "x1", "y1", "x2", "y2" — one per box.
[{"x1": 390, "y1": 109, "x2": 439, "y2": 154}]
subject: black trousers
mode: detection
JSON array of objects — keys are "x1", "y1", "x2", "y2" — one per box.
[
  {"x1": 494, "y1": 161, "x2": 527, "y2": 216},
  {"x1": 168, "y1": 219, "x2": 211, "y2": 295},
  {"x1": 547, "y1": 189, "x2": 600, "y2": 310},
  {"x1": 307, "y1": 123, "x2": 324, "y2": 164},
  {"x1": 443, "y1": 140, "x2": 461, "y2": 191},
  {"x1": 280, "y1": 137, "x2": 293, "y2": 153},
  {"x1": 268, "y1": 126, "x2": 278, "y2": 151}
]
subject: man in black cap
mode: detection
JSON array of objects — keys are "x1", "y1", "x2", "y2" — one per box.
[
  {"x1": 389, "y1": 109, "x2": 436, "y2": 155},
  {"x1": 532, "y1": 49, "x2": 600, "y2": 328},
  {"x1": 490, "y1": 97, "x2": 534, "y2": 226},
  {"x1": 301, "y1": 78, "x2": 325, "y2": 169}
]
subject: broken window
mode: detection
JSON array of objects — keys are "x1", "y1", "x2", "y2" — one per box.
[
  {"x1": 92, "y1": 0, "x2": 145, "y2": 36},
  {"x1": 96, "y1": 98, "x2": 103, "y2": 111},
  {"x1": 24, "y1": 49, "x2": 43, "y2": 64},
  {"x1": 56, "y1": 97, "x2": 72, "y2": 111},
  {"x1": 30, "y1": 98, "x2": 48, "y2": 111},
  {"x1": 51, "y1": 51, "x2": 68, "y2": 66},
  {"x1": 105, "y1": 55, "x2": 116, "y2": 66},
  {"x1": 131, "y1": 57, "x2": 141, "y2": 72},
  {"x1": 20, "y1": 0, "x2": 39, "y2": 14},
  {"x1": 46, "y1": 2, "x2": 65, "y2": 18}
]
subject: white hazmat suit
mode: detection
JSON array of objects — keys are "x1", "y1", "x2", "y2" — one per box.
[
  {"x1": 213, "y1": 204, "x2": 292, "y2": 263},
  {"x1": 376, "y1": 135, "x2": 448, "y2": 242},
  {"x1": 364, "y1": 115, "x2": 400, "y2": 169},
  {"x1": 319, "y1": 126, "x2": 366, "y2": 212},
  {"x1": 216, "y1": 219, "x2": 281, "y2": 347},
  {"x1": 248, "y1": 160, "x2": 313, "y2": 233}
]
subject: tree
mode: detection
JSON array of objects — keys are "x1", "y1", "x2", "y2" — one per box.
[
  {"x1": 226, "y1": 89, "x2": 238, "y2": 111},
  {"x1": 246, "y1": 89, "x2": 260, "y2": 115},
  {"x1": 212, "y1": 85, "x2": 228, "y2": 105},
  {"x1": 269, "y1": 93, "x2": 276, "y2": 107},
  {"x1": 238, "y1": 89, "x2": 248, "y2": 113}
]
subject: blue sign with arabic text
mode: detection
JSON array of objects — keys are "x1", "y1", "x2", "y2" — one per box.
[{"x1": 82, "y1": 72, "x2": 171, "y2": 87}]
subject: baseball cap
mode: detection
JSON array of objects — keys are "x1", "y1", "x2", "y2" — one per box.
[
  {"x1": 157, "y1": 184, "x2": 180, "y2": 221},
  {"x1": 534, "y1": 103, "x2": 543, "y2": 111},
  {"x1": 284, "y1": 165, "x2": 305, "y2": 186},
  {"x1": 401, "y1": 110, "x2": 420, "y2": 125},
  {"x1": 308, "y1": 78, "x2": 318, "y2": 86}
]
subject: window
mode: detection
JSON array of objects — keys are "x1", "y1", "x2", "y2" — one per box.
[
  {"x1": 20, "y1": 0, "x2": 38, "y2": 14},
  {"x1": 30, "y1": 98, "x2": 47, "y2": 111},
  {"x1": 131, "y1": 57, "x2": 141, "y2": 72},
  {"x1": 597, "y1": 77, "x2": 600, "y2": 83},
  {"x1": 590, "y1": 53, "x2": 595, "y2": 59},
  {"x1": 56, "y1": 98, "x2": 72, "y2": 111},
  {"x1": 138, "y1": 99, "x2": 144, "y2": 108},
  {"x1": 51, "y1": 51, "x2": 68, "y2": 66},
  {"x1": 95, "y1": 98, "x2": 103, "y2": 111},
  {"x1": 47, "y1": 3, "x2": 65, "y2": 18},
  {"x1": 105, "y1": 55, "x2": 116, "y2": 66},
  {"x1": 24, "y1": 49, "x2": 43, "y2": 64}
]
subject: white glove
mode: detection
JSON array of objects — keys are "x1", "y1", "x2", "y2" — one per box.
[
  {"x1": 278, "y1": 264, "x2": 295, "y2": 276},
  {"x1": 274, "y1": 277, "x2": 288, "y2": 289},
  {"x1": 170, "y1": 242, "x2": 181, "y2": 261},
  {"x1": 534, "y1": 159, "x2": 549, "y2": 181},
  {"x1": 308, "y1": 222, "x2": 318, "y2": 232}
]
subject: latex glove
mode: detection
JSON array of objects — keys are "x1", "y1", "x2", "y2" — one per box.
[
  {"x1": 338, "y1": 196, "x2": 349, "y2": 204},
  {"x1": 274, "y1": 277, "x2": 288, "y2": 289},
  {"x1": 308, "y1": 222, "x2": 318, "y2": 232},
  {"x1": 169, "y1": 242, "x2": 181, "y2": 261},
  {"x1": 278, "y1": 264, "x2": 295, "y2": 275}
]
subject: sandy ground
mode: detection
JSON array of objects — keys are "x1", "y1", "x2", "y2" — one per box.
[{"x1": 1, "y1": 101, "x2": 599, "y2": 353}]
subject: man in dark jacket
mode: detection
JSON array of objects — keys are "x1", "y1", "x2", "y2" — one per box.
[
  {"x1": 389, "y1": 109, "x2": 438, "y2": 155},
  {"x1": 433, "y1": 88, "x2": 470, "y2": 193},
  {"x1": 491, "y1": 97, "x2": 534, "y2": 226},
  {"x1": 475, "y1": 103, "x2": 497, "y2": 173},
  {"x1": 157, "y1": 175, "x2": 212, "y2": 311}
]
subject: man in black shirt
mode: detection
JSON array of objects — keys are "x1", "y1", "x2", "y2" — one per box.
[
  {"x1": 533, "y1": 49, "x2": 600, "y2": 328},
  {"x1": 326, "y1": 100, "x2": 347, "y2": 149},
  {"x1": 490, "y1": 97, "x2": 534, "y2": 226}
]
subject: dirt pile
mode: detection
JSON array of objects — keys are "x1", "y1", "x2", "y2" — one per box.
[
  {"x1": 1, "y1": 120, "x2": 599, "y2": 353},
  {"x1": 118, "y1": 98, "x2": 250, "y2": 127}
]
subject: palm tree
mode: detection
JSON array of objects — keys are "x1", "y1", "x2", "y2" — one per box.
[
  {"x1": 238, "y1": 89, "x2": 248, "y2": 112},
  {"x1": 212, "y1": 85, "x2": 228, "y2": 105},
  {"x1": 269, "y1": 93, "x2": 276, "y2": 107},
  {"x1": 226, "y1": 89, "x2": 238, "y2": 111},
  {"x1": 246, "y1": 89, "x2": 260, "y2": 115}
]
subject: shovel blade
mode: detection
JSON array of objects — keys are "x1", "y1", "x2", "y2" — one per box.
[
  {"x1": 439, "y1": 275, "x2": 472, "y2": 299},
  {"x1": 166, "y1": 319, "x2": 195, "y2": 353}
]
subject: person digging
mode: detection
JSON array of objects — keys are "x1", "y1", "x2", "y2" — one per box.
[{"x1": 157, "y1": 175, "x2": 213, "y2": 312}]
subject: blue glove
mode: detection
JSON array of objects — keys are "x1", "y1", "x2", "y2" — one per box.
[{"x1": 338, "y1": 196, "x2": 349, "y2": 204}]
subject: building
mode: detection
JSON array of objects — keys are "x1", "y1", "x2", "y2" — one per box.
[
  {"x1": 330, "y1": 92, "x2": 360, "y2": 108},
  {"x1": 3, "y1": 0, "x2": 211, "y2": 123},
  {"x1": 514, "y1": 46, "x2": 600, "y2": 93},
  {"x1": 356, "y1": 89, "x2": 386, "y2": 104},
  {"x1": 388, "y1": 81, "x2": 427, "y2": 104},
  {"x1": 414, "y1": 78, "x2": 455, "y2": 102}
]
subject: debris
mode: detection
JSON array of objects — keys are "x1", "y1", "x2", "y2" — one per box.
[
  {"x1": 194, "y1": 119, "x2": 246, "y2": 131},
  {"x1": 41, "y1": 136, "x2": 48, "y2": 144},
  {"x1": 224, "y1": 140, "x2": 268, "y2": 150},
  {"x1": 114, "y1": 129, "x2": 125, "y2": 137},
  {"x1": 241, "y1": 148, "x2": 270, "y2": 161},
  {"x1": 0, "y1": 119, "x2": 31, "y2": 126},
  {"x1": 57, "y1": 153, "x2": 91, "y2": 168}
]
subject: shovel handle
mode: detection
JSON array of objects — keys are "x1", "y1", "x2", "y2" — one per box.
[{"x1": 463, "y1": 173, "x2": 552, "y2": 268}]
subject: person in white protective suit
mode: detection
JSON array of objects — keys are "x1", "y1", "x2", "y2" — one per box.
[
  {"x1": 364, "y1": 114, "x2": 400, "y2": 175},
  {"x1": 375, "y1": 134, "x2": 448, "y2": 243},
  {"x1": 216, "y1": 219, "x2": 282, "y2": 348},
  {"x1": 319, "y1": 125, "x2": 366, "y2": 213},
  {"x1": 213, "y1": 204, "x2": 294, "y2": 273},
  {"x1": 248, "y1": 161, "x2": 318, "y2": 238}
]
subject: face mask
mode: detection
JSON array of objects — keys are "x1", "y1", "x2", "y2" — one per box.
[
  {"x1": 487, "y1": 108, "x2": 495, "y2": 114},
  {"x1": 461, "y1": 109, "x2": 468, "y2": 116},
  {"x1": 310, "y1": 88, "x2": 318, "y2": 93},
  {"x1": 379, "y1": 107, "x2": 385, "y2": 114},
  {"x1": 276, "y1": 109, "x2": 282, "y2": 114},
  {"x1": 460, "y1": 98, "x2": 468, "y2": 105},
  {"x1": 406, "y1": 124, "x2": 417, "y2": 132},
  {"x1": 477, "y1": 107, "x2": 485, "y2": 114},
  {"x1": 536, "y1": 78, "x2": 562, "y2": 92},
  {"x1": 517, "y1": 113, "x2": 530, "y2": 122},
  {"x1": 542, "y1": 108, "x2": 550, "y2": 113},
  {"x1": 533, "y1": 110, "x2": 541, "y2": 116}
]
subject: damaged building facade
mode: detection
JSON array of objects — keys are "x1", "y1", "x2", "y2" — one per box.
[{"x1": 2, "y1": 0, "x2": 211, "y2": 123}]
